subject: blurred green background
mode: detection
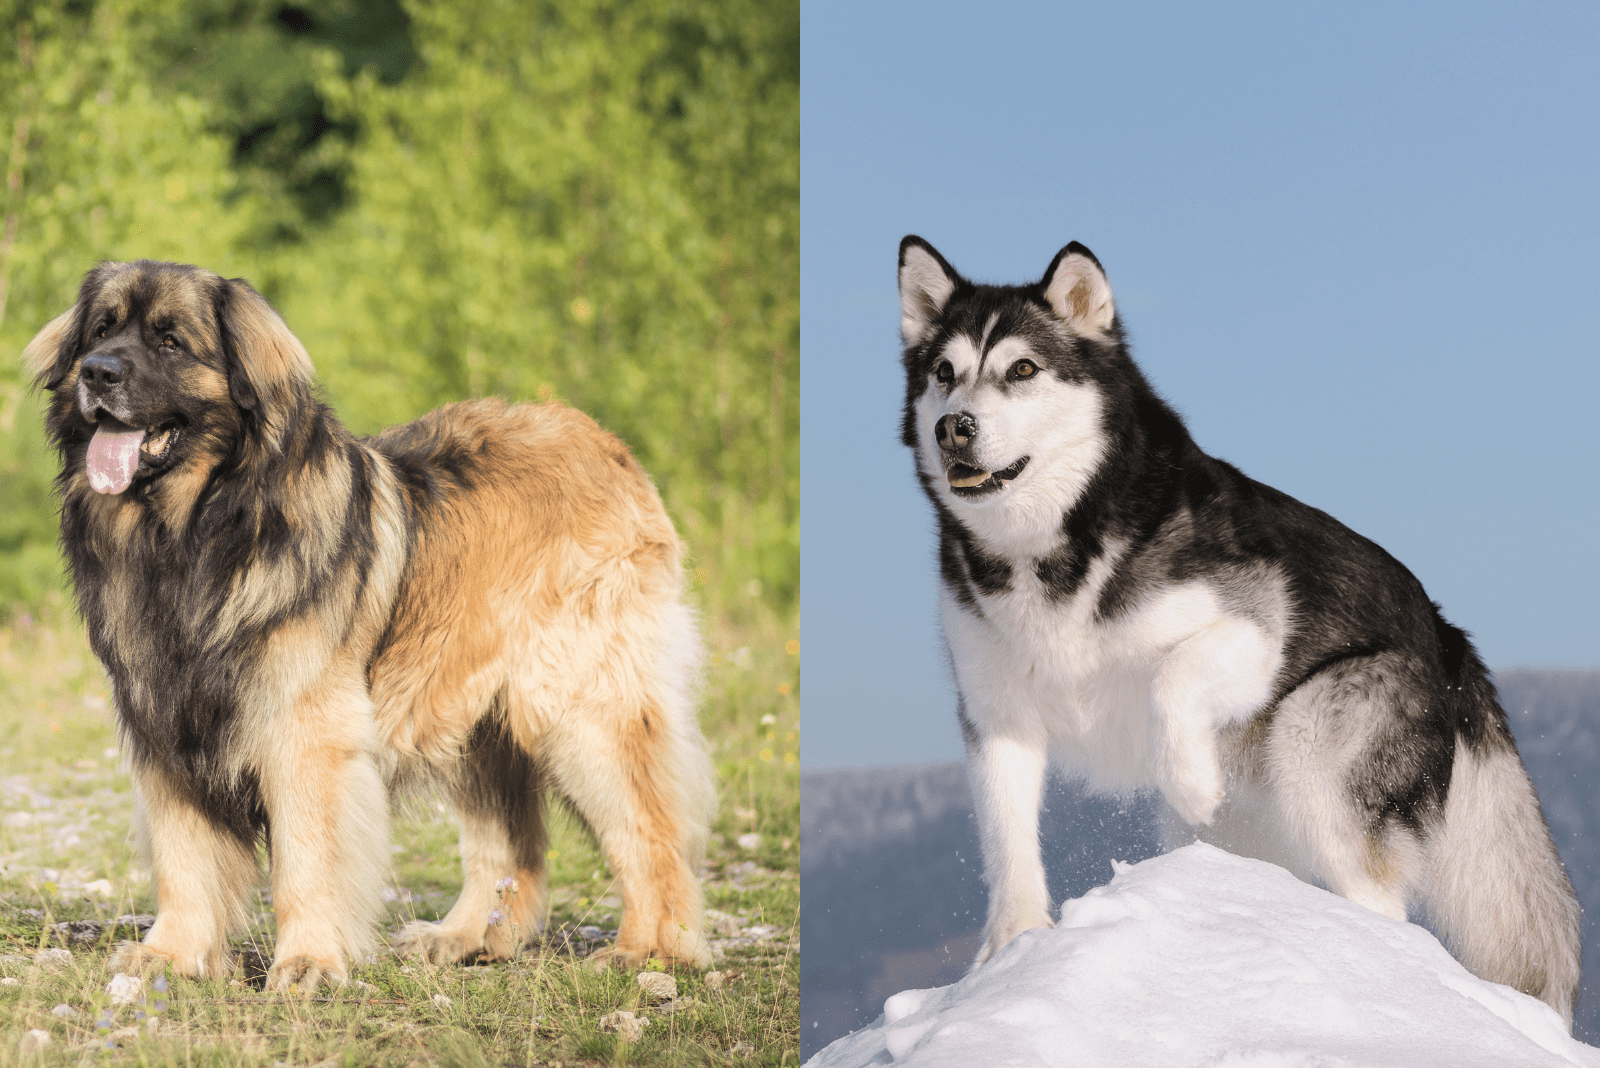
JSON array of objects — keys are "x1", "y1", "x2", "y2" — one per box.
[{"x1": 0, "y1": 0, "x2": 798, "y2": 629}]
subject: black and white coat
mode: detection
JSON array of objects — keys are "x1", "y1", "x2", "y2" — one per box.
[{"x1": 897, "y1": 235, "x2": 1579, "y2": 1024}]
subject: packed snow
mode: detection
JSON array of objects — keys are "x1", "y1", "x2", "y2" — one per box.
[{"x1": 807, "y1": 844, "x2": 1600, "y2": 1068}]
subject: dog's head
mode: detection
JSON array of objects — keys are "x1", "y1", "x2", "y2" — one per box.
[
  {"x1": 897, "y1": 237, "x2": 1127, "y2": 554},
  {"x1": 23, "y1": 260, "x2": 313, "y2": 497}
]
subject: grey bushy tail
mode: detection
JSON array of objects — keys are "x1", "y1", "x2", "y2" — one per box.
[{"x1": 1423, "y1": 710, "x2": 1581, "y2": 1027}]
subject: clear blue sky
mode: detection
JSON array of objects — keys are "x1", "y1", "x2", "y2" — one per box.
[{"x1": 801, "y1": 2, "x2": 1600, "y2": 768}]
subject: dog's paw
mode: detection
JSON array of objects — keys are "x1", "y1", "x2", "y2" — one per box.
[
  {"x1": 972, "y1": 912, "x2": 1053, "y2": 968},
  {"x1": 585, "y1": 945, "x2": 705, "y2": 973},
  {"x1": 393, "y1": 921, "x2": 486, "y2": 965},
  {"x1": 266, "y1": 954, "x2": 345, "y2": 993},
  {"x1": 106, "y1": 941, "x2": 172, "y2": 976},
  {"x1": 1163, "y1": 758, "x2": 1227, "y2": 826},
  {"x1": 1166, "y1": 782, "x2": 1226, "y2": 827}
]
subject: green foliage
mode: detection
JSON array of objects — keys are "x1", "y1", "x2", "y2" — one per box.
[
  {"x1": 152, "y1": 0, "x2": 418, "y2": 238},
  {"x1": 0, "y1": 0, "x2": 798, "y2": 625}
]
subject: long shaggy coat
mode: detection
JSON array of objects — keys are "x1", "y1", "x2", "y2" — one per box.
[{"x1": 24, "y1": 260, "x2": 713, "y2": 989}]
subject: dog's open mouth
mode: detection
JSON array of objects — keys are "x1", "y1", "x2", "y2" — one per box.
[
  {"x1": 86, "y1": 418, "x2": 182, "y2": 495},
  {"x1": 946, "y1": 456, "x2": 1029, "y2": 497}
]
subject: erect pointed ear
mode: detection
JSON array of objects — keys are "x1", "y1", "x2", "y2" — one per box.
[
  {"x1": 22, "y1": 307, "x2": 80, "y2": 390},
  {"x1": 216, "y1": 276, "x2": 313, "y2": 417},
  {"x1": 1042, "y1": 242, "x2": 1115, "y2": 336},
  {"x1": 899, "y1": 236, "x2": 962, "y2": 344}
]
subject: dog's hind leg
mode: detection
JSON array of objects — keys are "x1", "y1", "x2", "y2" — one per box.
[
  {"x1": 968, "y1": 725, "x2": 1052, "y2": 966},
  {"x1": 1264, "y1": 661, "x2": 1430, "y2": 923},
  {"x1": 395, "y1": 711, "x2": 548, "y2": 963},
  {"x1": 541, "y1": 694, "x2": 712, "y2": 968},
  {"x1": 108, "y1": 766, "x2": 258, "y2": 977}
]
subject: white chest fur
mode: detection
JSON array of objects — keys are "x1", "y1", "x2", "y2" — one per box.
[{"x1": 943, "y1": 547, "x2": 1285, "y2": 811}]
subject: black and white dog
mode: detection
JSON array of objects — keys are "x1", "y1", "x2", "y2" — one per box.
[{"x1": 898, "y1": 236, "x2": 1580, "y2": 1024}]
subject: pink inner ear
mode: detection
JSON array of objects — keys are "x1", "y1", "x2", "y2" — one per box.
[{"x1": 86, "y1": 425, "x2": 144, "y2": 495}]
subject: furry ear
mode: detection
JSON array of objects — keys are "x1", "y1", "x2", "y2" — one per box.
[
  {"x1": 216, "y1": 276, "x2": 313, "y2": 420},
  {"x1": 899, "y1": 236, "x2": 962, "y2": 344},
  {"x1": 1042, "y1": 242, "x2": 1116, "y2": 336},
  {"x1": 22, "y1": 307, "x2": 80, "y2": 390}
]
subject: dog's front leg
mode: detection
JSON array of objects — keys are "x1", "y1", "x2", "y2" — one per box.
[
  {"x1": 1150, "y1": 616, "x2": 1279, "y2": 827},
  {"x1": 109, "y1": 765, "x2": 257, "y2": 977},
  {"x1": 257, "y1": 669, "x2": 389, "y2": 991},
  {"x1": 967, "y1": 722, "x2": 1052, "y2": 966}
]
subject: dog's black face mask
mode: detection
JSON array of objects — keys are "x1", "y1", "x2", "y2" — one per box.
[{"x1": 38, "y1": 264, "x2": 250, "y2": 497}]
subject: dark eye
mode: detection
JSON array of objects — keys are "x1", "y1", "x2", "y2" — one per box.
[
  {"x1": 935, "y1": 361, "x2": 954, "y2": 384},
  {"x1": 1010, "y1": 359, "x2": 1038, "y2": 380},
  {"x1": 96, "y1": 327, "x2": 106, "y2": 340}
]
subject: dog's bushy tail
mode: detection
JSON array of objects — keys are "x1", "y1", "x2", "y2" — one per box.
[{"x1": 1421, "y1": 664, "x2": 1581, "y2": 1027}]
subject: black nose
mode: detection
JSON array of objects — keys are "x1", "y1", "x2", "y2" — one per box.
[
  {"x1": 80, "y1": 353, "x2": 128, "y2": 388},
  {"x1": 935, "y1": 412, "x2": 977, "y2": 451}
]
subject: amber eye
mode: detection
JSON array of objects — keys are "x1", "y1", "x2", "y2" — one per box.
[
  {"x1": 96, "y1": 328, "x2": 106, "y2": 340},
  {"x1": 1010, "y1": 359, "x2": 1038, "y2": 380},
  {"x1": 162, "y1": 334, "x2": 177, "y2": 349},
  {"x1": 935, "y1": 361, "x2": 954, "y2": 384}
]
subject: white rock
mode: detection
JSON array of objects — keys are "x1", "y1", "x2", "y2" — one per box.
[
  {"x1": 703, "y1": 909, "x2": 741, "y2": 936},
  {"x1": 598, "y1": 1010, "x2": 648, "y2": 1042},
  {"x1": 35, "y1": 948, "x2": 71, "y2": 967},
  {"x1": 49, "y1": 1004, "x2": 76, "y2": 1018},
  {"x1": 18, "y1": 1029, "x2": 49, "y2": 1053},
  {"x1": 431, "y1": 993, "x2": 452, "y2": 1010},
  {"x1": 1, "y1": 976, "x2": 19, "y2": 986},
  {"x1": 106, "y1": 972, "x2": 142, "y2": 1005},
  {"x1": 636, "y1": 971, "x2": 677, "y2": 1002},
  {"x1": 736, "y1": 832, "x2": 762, "y2": 852}
]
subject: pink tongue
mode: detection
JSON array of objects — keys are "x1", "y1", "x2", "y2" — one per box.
[{"x1": 86, "y1": 425, "x2": 144, "y2": 495}]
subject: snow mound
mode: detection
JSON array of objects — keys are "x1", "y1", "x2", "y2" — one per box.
[{"x1": 807, "y1": 843, "x2": 1600, "y2": 1068}]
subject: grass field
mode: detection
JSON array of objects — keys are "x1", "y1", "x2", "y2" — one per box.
[{"x1": 0, "y1": 595, "x2": 799, "y2": 1066}]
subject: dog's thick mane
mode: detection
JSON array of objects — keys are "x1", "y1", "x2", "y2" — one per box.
[{"x1": 41, "y1": 264, "x2": 394, "y2": 841}]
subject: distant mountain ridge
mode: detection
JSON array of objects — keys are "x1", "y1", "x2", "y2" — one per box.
[{"x1": 801, "y1": 670, "x2": 1600, "y2": 1059}]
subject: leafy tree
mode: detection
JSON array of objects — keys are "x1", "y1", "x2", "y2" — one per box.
[
  {"x1": 0, "y1": 0, "x2": 251, "y2": 604},
  {"x1": 0, "y1": 0, "x2": 797, "y2": 624}
]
